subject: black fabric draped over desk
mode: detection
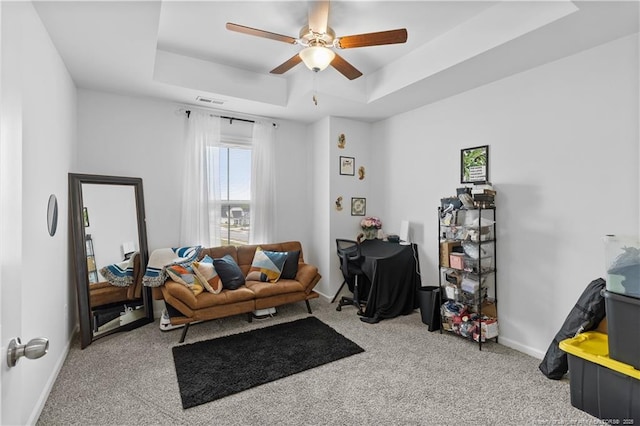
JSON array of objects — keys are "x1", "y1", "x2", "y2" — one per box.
[{"x1": 357, "y1": 239, "x2": 421, "y2": 323}]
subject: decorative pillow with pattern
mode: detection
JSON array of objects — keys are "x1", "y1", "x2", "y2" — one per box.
[
  {"x1": 165, "y1": 263, "x2": 204, "y2": 296},
  {"x1": 246, "y1": 247, "x2": 288, "y2": 283},
  {"x1": 192, "y1": 255, "x2": 222, "y2": 294}
]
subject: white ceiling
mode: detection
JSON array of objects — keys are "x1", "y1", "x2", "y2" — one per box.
[{"x1": 34, "y1": 1, "x2": 639, "y2": 123}]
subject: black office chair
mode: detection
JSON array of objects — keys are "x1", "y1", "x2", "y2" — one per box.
[{"x1": 334, "y1": 239, "x2": 366, "y2": 315}]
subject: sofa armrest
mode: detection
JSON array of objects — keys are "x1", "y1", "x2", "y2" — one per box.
[
  {"x1": 162, "y1": 280, "x2": 198, "y2": 307},
  {"x1": 296, "y1": 263, "x2": 321, "y2": 294}
]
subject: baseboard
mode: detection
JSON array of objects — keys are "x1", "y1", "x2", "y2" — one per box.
[
  {"x1": 313, "y1": 289, "x2": 332, "y2": 302},
  {"x1": 497, "y1": 335, "x2": 545, "y2": 360},
  {"x1": 28, "y1": 324, "x2": 78, "y2": 425}
]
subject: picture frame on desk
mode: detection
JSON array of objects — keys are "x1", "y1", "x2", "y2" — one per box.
[{"x1": 461, "y1": 145, "x2": 489, "y2": 184}]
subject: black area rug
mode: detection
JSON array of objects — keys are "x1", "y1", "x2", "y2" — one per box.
[{"x1": 172, "y1": 316, "x2": 364, "y2": 408}]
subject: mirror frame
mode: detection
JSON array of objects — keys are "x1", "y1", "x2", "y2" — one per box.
[{"x1": 69, "y1": 173, "x2": 154, "y2": 348}]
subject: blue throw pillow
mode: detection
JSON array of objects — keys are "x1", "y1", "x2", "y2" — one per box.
[{"x1": 212, "y1": 254, "x2": 245, "y2": 290}]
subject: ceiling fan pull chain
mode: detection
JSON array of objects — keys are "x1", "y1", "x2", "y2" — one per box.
[{"x1": 312, "y1": 72, "x2": 318, "y2": 106}]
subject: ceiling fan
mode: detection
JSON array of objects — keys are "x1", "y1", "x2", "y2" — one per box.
[{"x1": 226, "y1": 1, "x2": 408, "y2": 80}]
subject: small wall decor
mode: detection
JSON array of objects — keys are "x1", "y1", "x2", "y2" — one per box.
[
  {"x1": 358, "y1": 166, "x2": 365, "y2": 180},
  {"x1": 351, "y1": 197, "x2": 366, "y2": 216},
  {"x1": 461, "y1": 145, "x2": 489, "y2": 184},
  {"x1": 83, "y1": 207, "x2": 90, "y2": 227},
  {"x1": 47, "y1": 194, "x2": 58, "y2": 236},
  {"x1": 340, "y1": 156, "x2": 355, "y2": 176},
  {"x1": 338, "y1": 133, "x2": 346, "y2": 149},
  {"x1": 335, "y1": 196, "x2": 343, "y2": 211}
]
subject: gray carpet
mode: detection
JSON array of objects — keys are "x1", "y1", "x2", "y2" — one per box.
[{"x1": 37, "y1": 299, "x2": 603, "y2": 425}]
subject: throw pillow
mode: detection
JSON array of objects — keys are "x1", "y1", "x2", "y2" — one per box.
[
  {"x1": 192, "y1": 255, "x2": 222, "y2": 294},
  {"x1": 165, "y1": 263, "x2": 204, "y2": 296},
  {"x1": 280, "y1": 250, "x2": 300, "y2": 280},
  {"x1": 246, "y1": 247, "x2": 288, "y2": 283},
  {"x1": 212, "y1": 254, "x2": 245, "y2": 290}
]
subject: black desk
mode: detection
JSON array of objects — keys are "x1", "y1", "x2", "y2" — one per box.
[{"x1": 358, "y1": 239, "x2": 421, "y2": 323}]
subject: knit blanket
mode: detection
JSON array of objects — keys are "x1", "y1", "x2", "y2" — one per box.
[
  {"x1": 99, "y1": 253, "x2": 138, "y2": 287},
  {"x1": 142, "y1": 246, "x2": 202, "y2": 287}
]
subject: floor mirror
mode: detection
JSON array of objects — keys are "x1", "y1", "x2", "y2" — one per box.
[{"x1": 69, "y1": 173, "x2": 154, "y2": 349}]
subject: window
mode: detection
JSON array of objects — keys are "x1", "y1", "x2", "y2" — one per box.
[{"x1": 218, "y1": 146, "x2": 251, "y2": 246}]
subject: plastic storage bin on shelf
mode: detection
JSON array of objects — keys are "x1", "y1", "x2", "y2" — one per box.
[
  {"x1": 559, "y1": 332, "x2": 640, "y2": 423},
  {"x1": 603, "y1": 290, "x2": 640, "y2": 369},
  {"x1": 604, "y1": 235, "x2": 640, "y2": 299}
]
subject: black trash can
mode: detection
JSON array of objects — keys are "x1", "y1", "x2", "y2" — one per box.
[{"x1": 418, "y1": 286, "x2": 441, "y2": 331}]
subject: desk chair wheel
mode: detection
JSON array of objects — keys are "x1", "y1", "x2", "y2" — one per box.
[{"x1": 336, "y1": 305, "x2": 342, "y2": 312}]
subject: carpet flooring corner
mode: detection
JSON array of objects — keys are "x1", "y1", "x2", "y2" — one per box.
[{"x1": 172, "y1": 316, "x2": 364, "y2": 408}]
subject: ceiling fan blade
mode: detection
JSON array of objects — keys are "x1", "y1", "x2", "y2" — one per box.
[
  {"x1": 308, "y1": 1, "x2": 330, "y2": 33},
  {"x1": 331, "y1": 53, "x2": 362, "y2": 80},
  {"x1": 337, "y1": 29, "x2": 408, "y2": 49},
  {"x1": 226, "y1": 22, "x2": 297, "y2": 44},
  {"x1": 270, "y1": 54, "x2": 302, "y2": 75}
]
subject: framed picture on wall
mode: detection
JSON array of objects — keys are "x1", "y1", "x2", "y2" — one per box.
[
  {"x1": 83, "y1": 207, "x2": 90, "y2": 227},
  {"x1": 340, "y1": 156, "x2": 355, "y2": 176},
  {"x1": 461, "y1": 145, "x2": 489, "y2": 184},
  {"x1": 351, "y1": 197, "x2": 366, "y2": 216}
]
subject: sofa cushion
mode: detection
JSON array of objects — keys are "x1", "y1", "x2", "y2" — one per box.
[
  {"x1": 165, "y1": 264, "x2": 204, "y2": 296},
  {"x1": 246, "y1": 247, "x2": 288, "y2": 283},
  {"x1": 199, "y1": 246, "x2": 238, "y2": 263},
  {"x1": 192, "y1": 255, "x2": 222, "y2": 294},
  {"x1": 162, "y1": 280, "x2": 254, "y2": 310},
  {"x1": 213, "y1": 254, "x2": 245, "y2": 290},
  {"x1": 245, "y1": 279, "x2": 305, "y2": 298},
  {"x1": 280, "y1": 250, "x2": 300, "y2": 280}
]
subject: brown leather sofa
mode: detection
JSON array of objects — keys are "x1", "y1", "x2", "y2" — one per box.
[
  {"x1": 152, "y1": 241, "x2": 321, "y2": 343},
  {"x1": 90, "y1": 253, "x2": 143, "y2": 308}
]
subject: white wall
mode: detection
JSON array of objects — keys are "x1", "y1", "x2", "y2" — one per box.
[
  {"x1": 308, "y1": 117, "x2": 332, "y2": 297},
  {"x1": 77, "y1": 90, "x2": 185, "y2": 250},
  {"x1": 307, "y1": 116, "x2": 376, "y2": 299},
  {"x1": 1, "y1": 2, "x2": 77, "y2": 424},
  {"x1": 373, "y1": 33, "x2": 639, "y2": 357},
  {"x1": 77, "y1": 90, "x2": 313, "y2": 253},
  {"x1": 327, "y1": 118, "x2": 373, "y2": 298}
]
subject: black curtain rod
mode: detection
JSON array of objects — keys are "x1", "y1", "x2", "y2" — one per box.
[{"x1": 185, "y1": 110, "x2": 276, "y2": 127}]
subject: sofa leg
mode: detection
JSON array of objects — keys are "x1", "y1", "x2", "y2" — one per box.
[
  {"x1": 247, "y1": 313, "x2": 253, "y2": 323},
  {"x1": 305, "y1": 300, "x2": 312, "y2": 314},
  {"x1": 179, "y1": 323, "x2": 190, "y2": 344}
]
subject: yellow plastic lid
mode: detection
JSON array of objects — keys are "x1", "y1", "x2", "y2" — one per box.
[{"x1": 559, "y1": 331, "x2": 640, "y2": 380}]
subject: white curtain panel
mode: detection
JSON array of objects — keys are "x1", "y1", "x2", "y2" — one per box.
[
  {"x1": 250, "y1": 120, "x2": 277, "y2": 244},
  {"x1": 180, "y1": 111, "x2": 222, "y2": 247}
]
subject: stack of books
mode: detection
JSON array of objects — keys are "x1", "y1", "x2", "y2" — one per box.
[{"x1": 471, "y1": 183, "x2": 496, "y2": 207}]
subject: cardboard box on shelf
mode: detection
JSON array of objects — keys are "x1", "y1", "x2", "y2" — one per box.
[
  {"x1": 440, "y1": 241, "x2": 462, "y2": 267},
  {"x1": 450, "y1": 253, "x2": 465, "y2": 269},
  {"x1": 474, "y1": 318, "x2": 499, "y2": 342}
]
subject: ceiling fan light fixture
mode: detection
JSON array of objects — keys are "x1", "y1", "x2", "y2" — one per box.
[{"x1": 299, "y1": 46, "x2": 335, "y2": 72}]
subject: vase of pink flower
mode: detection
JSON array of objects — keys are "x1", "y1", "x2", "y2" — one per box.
[{"x1": 360, "y1": 216, "x2": 382, "y2": 239}]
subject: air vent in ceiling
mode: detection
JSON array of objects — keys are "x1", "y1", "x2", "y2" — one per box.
[{"x1": 196, "y1": 96, "x2": 225, "y2": 105}]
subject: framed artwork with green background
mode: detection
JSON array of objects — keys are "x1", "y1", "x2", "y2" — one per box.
[{"x1": 461, "y1": 145, "x2": 489, "y2": 184}]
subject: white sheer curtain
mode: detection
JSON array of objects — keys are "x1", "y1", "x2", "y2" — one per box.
[
  {"x1": 180, "y1": 111, "x2": 222, "y2": 247},
  {"x1": 249, "y1": 120, "x2": 277, "y2": 244}
]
